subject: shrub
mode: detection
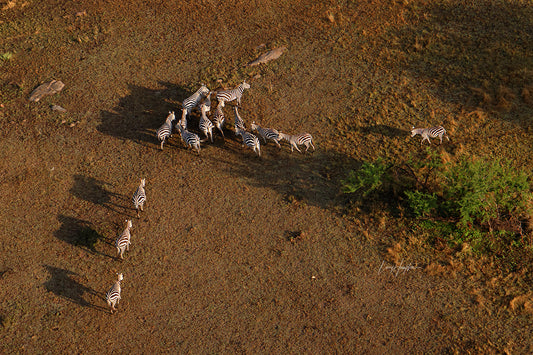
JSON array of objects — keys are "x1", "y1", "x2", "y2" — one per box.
[
  {"x1": 404, "y1": 190, "x2": 438, "y2": 217},
  {"x1": 442, "y1": 157, "x2": 532, "y2": 228},
  {"x1": 341, "y1": 158, "x2": 390, "y2": 197}
]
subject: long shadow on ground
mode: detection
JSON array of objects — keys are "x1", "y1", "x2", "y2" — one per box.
[
  {"x1": 55, "y1": 215, "x2": 114, "y2": 259},
  {"x1": 43, "y1": 265, "x2": 107, "y2": 312},
  {"x1": 97, "y1": 81, "x2": 192, "y2": 148},
  {"x1": 70, "y1": 175, "x2": 127, "y2": 214}
]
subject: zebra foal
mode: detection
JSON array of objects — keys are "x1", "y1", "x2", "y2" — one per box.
[
  {"x1": 410, "y1": 126, "x2": 449, "y2": 145},
  {"x1": 279, "y1": 132, "x2": 315, "y2": 153},
  {"x1": 106, "y1": 273, "x2": 123, "y2": 314},
  {"x1": 156, "y1": 111, "x2": 175, "y2": 150}
]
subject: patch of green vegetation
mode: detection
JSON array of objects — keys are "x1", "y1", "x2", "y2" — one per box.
[
  {"x1": 342, "y1": 150, "x2": 533, "y2": 259},
  {"x1": 0, "y1": 52, "x2": 13, "y2": 61}
]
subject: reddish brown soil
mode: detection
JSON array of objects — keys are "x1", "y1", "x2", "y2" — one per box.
[{"x1": 1, "y1": 0, "x2": 532, "y2": 353}]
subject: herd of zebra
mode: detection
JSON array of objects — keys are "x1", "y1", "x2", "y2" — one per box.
[
  {"x1": 156, "y1": 81, "x2": 316, "y2": 156},
  {"x1": 104, "y1": 81, "x2": 450, "y2": 314}
]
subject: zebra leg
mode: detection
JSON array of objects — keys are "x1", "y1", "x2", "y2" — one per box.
[
  {"x1": 310, "y1": 141, "x2": 316, "y2": 151},
  {"x1": 275, "y1": 139, "x2": 281, "y2": 148},
  {"x1": 160, "y1": 140, "x2": 164, "y2": 150},
  {"x1": 294, "y1": 144, "x2": 302, "y2": 153}
]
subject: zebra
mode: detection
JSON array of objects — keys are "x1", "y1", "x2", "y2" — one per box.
[
  {"x1": 106, "y1": 273, "x2": 123, "y2": 314},
  {"x1": 235, "y1": 127, "x2": 261, "y2": 156},
  {"x1": 156, "y1": 111, "x2": 175, "y2": 150},
  {"x1": 279, "y1": 132, "x2": 315, "y2": 153},
  {"x1": 410, "y1": 126, "x2": 450, "y2": 145},
  {"x1": 201, "y1": 91, "x2": 212, "y2": 112},
  {"x1": 182, "y1": 85, "x2": 210, "y2": 115},
  {"x1": 233, "y1": 106, "x2": 246, "y2": 133},
  {"x1": 178, "y1": 108, "x2": 188, "y2": 130},
  {"x1": 250, "y1": 121, "x2": 281, "y2": 148},
  {"x1": 199, "y1": 103, "x2": 214, "y2": 143},
  {"x1": 132, "y1": 178, "x2": 146, "y2": 218},
  {"x1": 216, "y1": 81, "x2": 250, "y2": 106},
  {"x1": 177, "y1": 124, "x2": 201, "y2": 154},
  {"x1": 213, "y1": 101, "x2": 226, "y2": 138},
  {"x1": 115, "y1": 220, "x2": 132, "y2": 260}
]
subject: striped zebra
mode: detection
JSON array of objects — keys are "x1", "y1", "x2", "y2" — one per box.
[
  {"x1": 132, "y1": 178, "x2": 146, "y2": 218},
  {"x1": 106, "y1": 273, "x2": 123, "y2": 314},
  {"x1": 233, "y1": 106, "x2": 246, "y2": 133},
  {"x1": 115, "y1": 220, "x2": 132, "y2": 260},
  {"x1": 156, "y1": 111, "x2": 175, "y2": 150},
  {"x1": 182, "y1": 85, "x2": 210, "y2": 115},
  {"x1": 279, "y1": 132, "x2": 315, "y2": 153},
  {"x1": 251, "y1": 121, "x2": 281, "y2": 148},
  {"x1": 235, "y1": 127, "x2": 261, "y2": 156},
  {"x1": 178, "y1": 108, "x2": 188, "y2": 130},
  {"x1": 213, "y1": 101, "x2": 226, "y2": 138},
  {"x1": 199, "y1": 103, "x2": 214, "y2": 142},
  {"x1": 177, "y1": 124, "x2": 201, "y2": 154},
  {"x1": 202, "y1": 91, "x2": 212, "y2": 112},
  {"x1": 216, "y1": 81, "x2": 250, "y2": 106},
  {"x1": 410, "y1": 126, "x2": 449, "y2": 145}
]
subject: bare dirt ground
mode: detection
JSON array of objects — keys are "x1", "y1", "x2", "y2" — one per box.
[{"x1": 1, "y1": 0, "x2": 532, "y2": 353}]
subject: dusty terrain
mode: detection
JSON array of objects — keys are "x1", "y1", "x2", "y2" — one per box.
[{"x1": 1, "y1": 0, "x2": 532, "y2": 353}]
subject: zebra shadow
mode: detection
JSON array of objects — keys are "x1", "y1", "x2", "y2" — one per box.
[
  {"x1": 54, "y1": 215, "x2": 114, "y2": 259},
  {"x1": 360, "y1": 125, "x2": 409, "y2": 138},
  {"x1": 43, "y1": 265, "x2": 107, "y2": 312},
  {"x1": 97, "y1": 81, "x2": 194, "y2": 149},
  {"x1": 208, "y1": 147, "x2": 360, "y2": 212},
  {"x1": 70, "y1": 175, "x2": 127, "y2": 214}
]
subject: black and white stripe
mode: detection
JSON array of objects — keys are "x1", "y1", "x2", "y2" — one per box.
[
  {"x1": 178, "y1": 125, "x2": 201, "y2": 154},
  {"x1": 199, "y1": 104, "x2": 214, "y2": 143},
  {"x1": 410, "y1": 126, "x2": 449, "y2": 145},
  {"x1": 156, "y1": 111, "x2": 175, "y2": 150},
  {"x1": 236, "y1": 127, "x2": 261, "y2": 156},
  {"x1": 233, "y1": 106, "x2": 246, "y2": 133},
  {"x1": 216, "y1": 81, "x2": 250, "y2": 106},
  {"x1": 106, "y1": 273, "x2": 123, "y2": 314},
  {"x1": 213, "y1": 102, "x2": 226, "y2": 138},
  {"x1": 251, "y1": 121, "x2": 281, "y2": 148},
  {"x1": 132, "y1": 178, "x2": 146, "y2": 218},
  {"x1": 115, "y1": 220, "x2": 132, "y2": 260},
  {"x1": 182, "y1": 85, "x2": 210, "y2": 115},
  {"x1": 279, "y1": 132, "x2": 315, "y2": 153}
]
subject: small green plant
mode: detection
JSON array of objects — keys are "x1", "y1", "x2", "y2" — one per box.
[
  {"x1": 342, "y1": 158, "x2": 390, "y2": 196},
  {"x1": 404, "y1": 190, "x2": 438, "y2": 217},
  {"x1": 0, "y1": 52, "x2": 13, "y2": 61}
]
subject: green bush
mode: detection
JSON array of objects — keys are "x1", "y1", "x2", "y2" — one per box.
[
  {"x1": 442, "y1": 157, "x2": 532, "y2": 228},
  {"x1": 341, "y1": 158, "x2": 390, "y2": 197},
  {"x1": 404, "y1": 190, "x2": 438, "y2": 217}
]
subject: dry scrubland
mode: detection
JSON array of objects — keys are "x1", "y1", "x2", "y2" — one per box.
[{"x1": 1, "y1": 0, "x2": 532, "y2": 353}]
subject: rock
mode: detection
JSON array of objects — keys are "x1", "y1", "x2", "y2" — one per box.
[
  {"x1": 51, "y1": 105, "x2": 67, "y2": 112},
  {"x1": 29, "y1": 80, "x2": 65, "y2": 102},
  {"x1": 247, "y1": 47, "x2": 287, "y2": 67}
]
